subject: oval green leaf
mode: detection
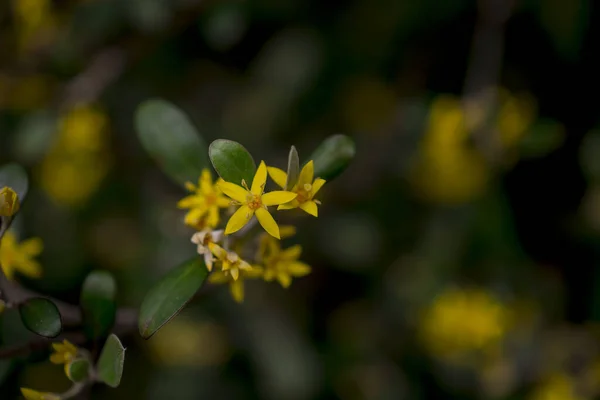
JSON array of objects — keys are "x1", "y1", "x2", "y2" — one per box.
[
  {"x1": 135, "y1": 98, "x2": 208, "y2": 186},
  {"x1": 81, "y1": 270, "x2": 117, "y2": 340},
  {"x1": 18, "y1": 298, "x2": 62, "y2": 338},
  {"x1": 309, "y1": 134, "x2": 356, "y2": 181},
  {"x1": 209, "y1": 139, "x2": 256, "y2": 185},
  {"x1": 0, "y1": 163, "x2": 29, "y2": 203},
  {"x1": 285, "y1": 145, "x2": 300, "y2": 190},
  {"x1": 138, "y1": 258, "x2": 208, "y2": 339},
  {"x1": 66, "y1": 358, "x2": 90, "y2": 383},
  {"x1": 97, "y1": 334, "x2": 125, "y2": 388}
]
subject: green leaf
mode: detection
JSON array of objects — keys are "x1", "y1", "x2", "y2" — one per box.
[
  {"x1": 18, "y1": 298, "x2": 62, "y2": 338},
  {"x1": 0, "y1": 163, "x2": 29, "y2": 206},
  {"x1": 309, "y1": 134, "x2": 355, "y2": 181},
  {"x1": 80, "y1": 270, "x2": 117, "y2": 340},
  {"x1": 209, "y1": 139, "x2": 256, "y2": 185},
  {"x1": 285, "y1": 146, "x2": 300, "y2": 190},
  {"x1": 66, "y1": 359, "x2": 91, "y2": 383},
  {"x1": 97, "y1": 334, "x2": 125, "y2": 388},
  {"x1": 138, "y1": 258, "x2": 208, "y2": 339},
  {"x1": 135, "y1": 99, "x2": 208, "y2": 186}
]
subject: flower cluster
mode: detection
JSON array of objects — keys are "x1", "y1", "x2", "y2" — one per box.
[{"x1": 180, "y1": 160, "x2": 323, "y2": 302}]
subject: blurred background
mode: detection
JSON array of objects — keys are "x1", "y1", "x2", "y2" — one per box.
[{"x1": 1, "y1": 0, "x2": 600, "y2": 399}]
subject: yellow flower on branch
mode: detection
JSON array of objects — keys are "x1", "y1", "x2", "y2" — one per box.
[
  {"x1": 0, "y1": 231, "x2": 43, "y2": 280},
  {"x1": 258, "y1": 235, "x2": 311, "y2": 288},
  {"x1": 0, "y1": 187, "x2": 20, "y2": 217},
  {"x1": 178, "y1": 169, "x2": 231, "y2": 229},
  {"x1": 191, "y1": 229, "x2": 224, "y2": 271},
  {"x1": 209, "y1": 243, "x2": 253, "y2": 281},
  {"x1": 50, "y1": 339, "x2": 79, "y2": 377},
  {"x1": 209, "y1": 266, "x2": 264, "y2": 303},
  {"x1": 268, "y1": 160, "x2": 326, "y2": 217},
  {"x1": 20, "y1": 388, "x2": 60, "y2": 400},
  {"x1": 218, "y1": 161, "x2": 297, "y2": 239}
]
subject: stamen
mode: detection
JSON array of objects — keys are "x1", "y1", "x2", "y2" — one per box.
[
  {"x1": 314, "y1": 199, "x2": 322, "y2": 205},
  {"x1": 241, "y1": 179, "x2": 249, "y2": 191}
]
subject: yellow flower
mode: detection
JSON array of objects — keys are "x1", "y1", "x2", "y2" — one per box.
[
  {"x1": 191, "y1": 229, "x2": 224, "y2": 271},
  {"x1": 529, "y1": 374, "x2": 586, "y2": 400},
  {"x1": 218, "y1": 161, "x2": 297, "y2": 239},
  {"x1": 20, "y1": 388, "x2": 61, "y2": 400},
  {"x1": 420, "y1": 287, "x2": 508, "y2": 358},
  {"x1": 209, "y1": 266, "x2": 264, "y2": 303},
  {"x1": 0, "y1": 187, "x2": 20, "y2": 217},
  {"x1": 178, "y1": 169, "x2": 231, "y2": 229},
  {"x1": 258, "y1": 235, "x2": 311, "y2": 288},
  {"x1": 0, "y1": 231, "x2": 43, "y2": 280},
  {"x1": 208, "y1": 243, "x2": 252, "y2": 281},
  {"x1": 268, "y1": 160, "x2": 326, "y2": 217},
  {"x1": 50, "y1": 340, "x2": 79, "y2": 377}
]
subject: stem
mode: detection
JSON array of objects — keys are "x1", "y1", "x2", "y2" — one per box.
[{"x1": 61, "y1": 382, "x2": 87, "y2": 400}]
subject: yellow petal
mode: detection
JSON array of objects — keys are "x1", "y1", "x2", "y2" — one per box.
[
  {"x1": 245, "y1": 266, "x2": 265, "y2": 279},
  {"x1": 279, "y1": 226, "x2": 297, "y2": 239},
  {"x1": 267, "y1": 167, "x2": 288, "y2": 189},
  {"x1": 199, "y1": 169, "x2": 213, "y2": 195},
  {"x1": 208, "y1": 243, "x2": 228, "y2": 260},
  {"x1": 184, "y1": 181, "x2": 197, "y2": 192},
  {"x1": 297, "y1": 161, "x2": 314, "y2": 187},
  {"x1": 299, "y1": 201, "x2": 318, "y2": 217},
  {"x1": 16, "y1": 260, "x2": 42, "y2": 279},
  {"x1": 63, "y1": 340, "x2": 77, "y2": 355},
  {"x1": 230, "y1": 267, "x2": 240, "y2": 281},
  {"x1": 255, "y1": 208, "x2": 280, "y2": 239},
  {"x1": 20, "y1": 238, "x2": 43, "y2": 257},
  {"x1": 20, "y1": 388, "x2": 44, "y2": 400},
  {"x1": 288, "y1": 262, "x2": 311, "y2": 276},
  {"x1": 230, "y1": 280, "x2": 244, "y2": 303},
  {"x1": 217, "y1": 196, "x2": 232, "y2": 208},
  {"x1": 177, "y1": 195, "x2": 203, "y2": 209},
  {"x1": 277, "y1": 272, "x2": 292, "y2": 288},
  {"x1": 281, "y1": 245, "x2": 302, "y2": 260},
  {"x1": 311, "y1": 178, "x2": 326, "y2": 195},
  {"x1": 277, "y1": 201, "x2": 299, "y2": 211},
  {"x1": 49, "y1": 353, "x2": 65, "y2": 364},
  {"x1": 251, "y1": 161, "x2": 268, "y2": 195},
  {"x1": 217, "y1": 181, "x2": 247, "y2": 203},
  {"x1": 208, "y1": 271, "x2": 229, "y2": 284},
  {"x1": 262, "y1": 191, "x2": 297, "y2": 206},
  {"x1": 264, "y1": 269, "x2": 276, "y2": 281},
  {"x1": 225, "y1": 205, "x2": 254, "y2": 235},
  {"x1": 207, "y1": 206, "x2": 220, "y2": 228}
]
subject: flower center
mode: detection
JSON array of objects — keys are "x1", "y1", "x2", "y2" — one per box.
[
  {"x1": 205, "y1": 193, "x2": 217, "y2": 206},
  {"x1": 246, "y1": 193, "x2": 262, "y2": 210}
]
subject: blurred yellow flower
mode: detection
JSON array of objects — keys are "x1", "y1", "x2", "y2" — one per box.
[
  {"x1": 0, "y1": 187, "x2": 20, "y2": 217},
  {"x1": 268, "y1": 160, "x2": 326, "y2": 217},
  {"x1": 496, "y1": 89, "x2": 536, "y2": 148},
  {"x1": 0, "y1": 231, "x2": 43, "y2": 280},
  {"x1": 208, "y1": 243, "x2": 253, "y2": 281},
  {"x1": 39, "y1": 105, "x2": 111, "y2": 207},
  {"x1": 218, "y1": 161, "x2": 297, "y2": 239},
  {"x1": 258, "y1": 234, "x2": 311, "y2": 288},
  {"x1": 178, "y1": 170, "x2": 231, "y2": 229},
  {"x1": 529, "y1": 374, "x2": 586, "y2": 400},
  {"x1": 420, "y1": 287, "x2": 508, "y2": 358},
  {"x1": 20, "y1": 388, "x2": 60, "y2": 400},
  {"x1": 12, "y1": 0, "x2": 57, "y2": 53},
  {"x1": 209, "y1": 265, "x2": 264, "y2": 303},
  {"x1": 50, "y1": 340, "x2": 79, "y2": 377}
]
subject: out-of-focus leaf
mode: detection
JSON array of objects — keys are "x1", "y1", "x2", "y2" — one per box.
[
  {"x1": 12, "y1": 111, "x2": 56, "y2": 163},
  {"x1": 97, "y1": 334, "x2": 125, "y2": 388},
  {"x1": 519, "y1": 119, "x2": 565, "y2": 159},
  {"x1": 135, "y1": 99, "x2": 208, "y2": 186},
  {"x1": 18, "y1": 298, "x2": 62, "y2": 338},
  {"x1": 285, "y1": 146, "x2": 300, "y2": 190},
  {"x1": 66, "y1": 358, "x2": 91, "y2": 383},
  {"x1": 309, "y1": 135, "x2": 356, "y2": 180},
  {"x1": 138, "y1": 258, "x2": 208, "y2": 339},
  {"x1": 81, "y1": 270, "x2": 117, "y2": 340},
  {"x1": 209, "y1": 139, "x2": 256, "y2": 185},
  {"x1": 0, "y1": 163, "x2": 29, "y2": 205}
]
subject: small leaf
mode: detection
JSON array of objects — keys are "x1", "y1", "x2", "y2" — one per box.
[
  {"x1": 97, "y1": 334, "x2": 125, "y2": 388},
  {"x1": 285, "y1": 146, "x2": 300, "y2": 190},
  {"x1": 138, "y1": 258, "x2": 208, "y2": 339},
  {"x1": 80, "y1": 271, "x2": 117, "y2": 340},
  {"x1": 66, "y1": 359, "x2": 90, "y2": 383},
  {"x1": 135, "y1": 99, "x2": 208, "y2": 186},
  {"x1": 209, "y1": 139, "x2": 256, "y2": 185},
  {"x1": 0, "y1": 163, "x2": 29, "y2": 203},
  {"x1": 309, "y1": 134, "x2": 356, "y2": 180},
  {"x1": 19, "y1": 298, "x2": 62, "y2": 338}
]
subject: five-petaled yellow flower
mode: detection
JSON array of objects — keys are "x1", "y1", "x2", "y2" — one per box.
[
  {"x1": 208, "y1": 243, "x2": 252, "y2": 281},
  {"x1": 259, "y1": 235, "x2": 311, "y2": 288},
  {"x1": 50, "y1": 339, "x2": 79, "y2": 376},
  {"x1": 191, "y1": 229, "x2": 223, "y2": 271},
  {"x1": 0, "y1": 186, "x2": 20, "y2": 217},
  {"x1": 209, "y1": 266, "x2": 264, "y2": 303},
  {"x1": 178, "y1": 169, "x2": 231, "y2": 229},
  {"x1": 218, "y1": 161, "x2": 297, "y2": 239},
  {"x1": 20, "y1": 388, "x2": 60, "y2": 400},
  {"x1": 268, "y1": 160, "x2": 325, "y2": 217},
  {"x1": 0, "y1": 231, "x2": 43, "y2": 280}
]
